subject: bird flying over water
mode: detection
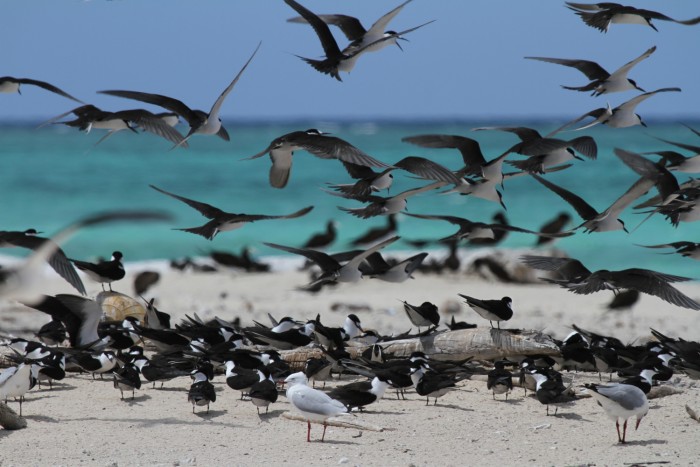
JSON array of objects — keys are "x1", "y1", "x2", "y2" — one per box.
[
  {"x1": 150, "y1": 184, "x2": 313, "y2": 240},
  {"x1": 0, "y1": 76, "x2": 83, "y2": 103},
  {"x1": 245, "y1": 129, "x2": 391, "y2": 189},
  {"x1": 525, "y1": 46, "x2": 656, "y2": 96},
  {"x1": 99, "y1": 42, "x2": 261, "y2": 147}
]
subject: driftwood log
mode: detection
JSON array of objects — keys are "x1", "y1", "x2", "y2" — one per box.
[
  {"x1": 281, "y1": 412, "x2": 391, "y2": 432},
  {"x1": 0, "y1": 402, "x2": 27, "y2": 430},
  {"x1": 279, "y1": 328, "x2": 560, "y2": 370}
]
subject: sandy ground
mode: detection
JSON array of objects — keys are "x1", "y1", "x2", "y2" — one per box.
[{"x1": 1, "y1": 260, "x2": 700, "y2": 466}]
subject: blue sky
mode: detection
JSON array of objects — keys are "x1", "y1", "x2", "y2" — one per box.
[{"x1": 3, "y1": 0, "x2": 699, "y2": 122}]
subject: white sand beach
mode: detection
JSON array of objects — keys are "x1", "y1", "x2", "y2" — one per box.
[{"x1": 1, "y1": 260, "x2": 700, "y2": 466}]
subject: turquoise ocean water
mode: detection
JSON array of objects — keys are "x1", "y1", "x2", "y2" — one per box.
[{"x1": 1, "y1": 119, "x2": 698, "y2": 277}]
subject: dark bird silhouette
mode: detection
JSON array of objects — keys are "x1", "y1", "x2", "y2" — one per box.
[
  {"x1": 521, "y1": 255, "x2": 700, "y2": 310},
  {"x1": 150, "y1": 184, "x2": 313, "y2": 240},
  {"x1": 1, "y1": 76, "x2": 83, "y2": 102},
  {"x1": 566, "y1": 2, "x2": 700, "y2": 32},
  {"x1": 98, "y1": 42, "x2": 260, "y2": 147}
]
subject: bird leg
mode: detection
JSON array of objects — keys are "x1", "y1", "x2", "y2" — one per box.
[
  {"x1": 206, "y1": 403, "x2": 210, "y2": 414},
  {"x1": 321, "y1": 421, "x2": 327, "y2": 442},
  {"x1": 192, "y1": 405, "x2": 195, "y2": 414},
  {"x1": 621, "y1": 420, "x2": 628, "y2": 443},
  {"x1": 425, "y1": 396, "x2": 429, "y2": 406},
  {"x1": 616, "y1": 420, "x2": 622, "y2": 443},
  {"x1": 307, "y1": 421, "x2": 312, "y2": 443}
]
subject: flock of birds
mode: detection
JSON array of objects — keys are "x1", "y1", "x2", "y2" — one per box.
[{"x1": 2, "y1": 0, "x2": 700, "y2": 448}]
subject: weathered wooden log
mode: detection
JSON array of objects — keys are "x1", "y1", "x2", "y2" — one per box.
[
  {"x1": 0, "y1": 402, "x2": 27, "y2": 430},
  {"x1": 279, "y1": 328, "x2": 560, "y2": 370},
  {"x1": 281, "y1": 412, "x2": 390, "y2": 432},
  {"x1": 97, "y1": 291, "x2": 146, "y2": 322}
]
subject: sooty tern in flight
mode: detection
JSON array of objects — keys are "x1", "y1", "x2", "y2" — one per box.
[
  {"x1": 556, "y1": 88, "x2": 681, "y2": 131},
  {"x1": 0, "y1": 76, "x2": 82, "y2": 103},
  {"x1": 520, "y1": 255, "x2": 700, "y2": 310},
  {"x1": 284, "y1": 0, "x2": 433, "y2": 81},
  {"x1": 526, "y1": 45, "x2": 656, "y2": 96},
  {"x1": 99, "y1": 42, "x2": 260, "y2": 147},
  {"x1": 565, "y1": 2, "x2": 700, "y2": 32},
  {"x1": 245, "y1": 129, "x2": 391, "y2": 189},
  {"x1": 150, "y1": 184, "x2": 313, "y2": 240}
]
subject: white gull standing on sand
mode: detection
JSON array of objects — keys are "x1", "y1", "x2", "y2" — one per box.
[
  {"x1": 583, "y1": 383, "x2": 649, "y2": 443},
  {"x1": 284, "y1": 372, "x2": 348, "y2": 442}
]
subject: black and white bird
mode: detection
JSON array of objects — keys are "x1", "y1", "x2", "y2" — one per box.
[
  {"x1": 559, "y1": 88, "x2": 681, "y2": 130},
  {"x1": 150, "y1": 184, "x2": 313, "y2": 240},
  {"x1": 535, "y1": 212, "x2": 572, "y2": 246},
  {"x1": 648, "y1": 126, "x2": 700, "y2": 173},
  {"x1": 248, "y1": 368, "x2": 279, "y2": 415},
  {"x1": 565, "y1": 2, "x2": 700, "y2": 32},
  {"x1": 0, "y1": 363, "x2": 39, "y2": 416},
  {"x1": 142, "y1": 298, "x2": 171, "y2": 330},
  {"x1": 288, "y1": 0, "x2": 413, "y2": 52},
  {"x1": 42, "y1": 104, "x2": 189, "y2": 148},
  {"x1": 99, "y1": 42, "x2": 260, "y2": 147},
  {"x1": 401, "y1": 300, "x2": 440, "y2": 331},
  {"x1": 70, "y1": 251, "x2": 125, "y2": 292},
  {"x1": 0, "y1": 228, "x2": 86, "y2": 295},
  {"x1": 329, "y1": 156, "x2": 461, "y2": 200},
  {"x1": 245, "y1": 129, "x2": 391, "y2": 189},
  {"x1": 113, "y1": 360, "x2": 143, "y2": 400},
  {"x1": 23, "y1": 294, "x2": 105, "y2": 349},
  {"x1": 364, "y1": 251, "x2": 428, "y2": 283},
  {"x1": 0, "y1": 211, "x2": 168, "y2": 300},
  {"x1": 264, "y1": 235, "x2": 399, "y2": 289},
  {"x1": 401, "y1": 134, "x2": 489, "y2": 176},
  {"x1": 638, "y1": 241, "x2": 700, "y2": 261},
  {"x1": 284, "y1": 0, "x2": 432, "y2": 81},
  {"x1": 525, "y1": 46, "x2": 655, "y2": 96},
  {"x1": 409, "y1": 363, "x2": 460, "y2": 405},
  {"x1": 520, "y1": 255, "x2": 700, "y2": 310},
  {"x1": 583, "y1": 383, "x2": 649, "y2": 443},
  {"x1": 74, "y1": 350, "x2": 118, "y2": 379},
  {"x1": 188, "y1": 370, "x2": 216, "y2": 414},
  {"x1": 487, "y1": 360, "x2": 514, "y2": 401},
  {"x1": 530, "y1": 371, "x2": 568, "y2": 415},
  {"x1": 138, "y1": 356, "x2": 190, "y2": 389},
  {"x1": 225, "y1": 360, "x2": 260, "y2": 400},
  {"x1": 0, "y1": 76, "x2": 82, "y2": 102},
  {"x1": 36, "y1": 318, "x2": 67, "y2": 346},
  {"x1": 406, "y1": 211, "x2": 567, "y2": 243},
  {"x1": 333, "y1": 181, "x2": 445, "y2": 219},
  {"x1": 284, "y1": 372, "x2": 348, "y2": 442},
  {"x1": 328, "y1": 375, "x2": 391, "y2": 411},
  {"x1": 472, "y1": 126, "x2": 597, "y2": 174},
  {"x1": 530, "y1": 173, "x2": 653, "y2": 233},
  {"x1": 458, "y1": 294, "x2": 513, "y2": 329}
]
